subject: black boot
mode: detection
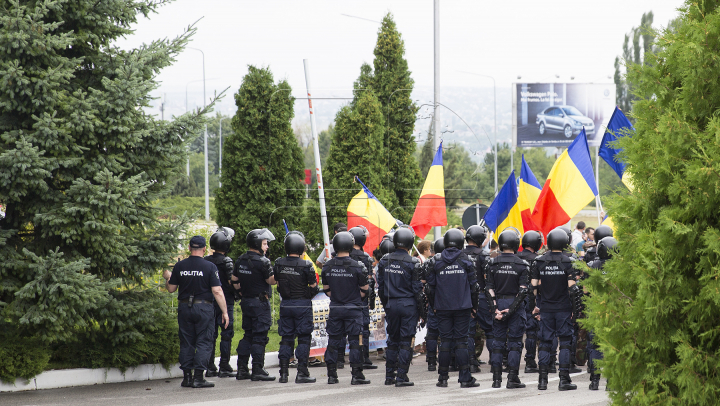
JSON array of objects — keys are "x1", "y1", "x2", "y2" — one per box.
[
  {"x1": 218, "y1": 359, "x2": 235, "y2": 378},
  {"x1": 506, "y1": 369, "x2": 526, "y2": 389},
  {"x1": 395, "y1": 372, "x2": 414, "y2": 387},
  {"x1": 524, "y1": 358, "x2": 539, "y2": 373},
  {"x1": 436, "y1": 368, "x2": 449, "y2": 388},
  {"x1": 569, "y1": 362, "x2": 582, "y2": 373},
  {"x1": 205, "y1": 361, "x2": 219, "y2": 377},
  {"x1": 470, "y1": 356, "x2": 481, "y2": 373},
  {"x1": 363, "y1": 345, "x2": 377, "y2": 369},
  {"x1": 251, "y1": 363, "x2": 276, "y2": 381},
  {"x1": 384, "y1": 371, "x2": 396, "y2": 386},
  {"x1": 191, "y1": 369, "x2": 215, "y2": 388},
  {"x1": 350, "y1": 365, "x2": 370, "y2": 385},
  {"x1": 538, "y1": 365, "x2": 549, "y2": 390},
  {"x1": 427, "y1": 354, "x2": 437, "y2": 371},
  {"x1": 295, "y1": 365, "x2": 316, "y2": 384},
  {"x1": 589, "y1": 373, "x2": 600, "y2": 390},
  {"x1": 449, "y1": 354, "x2": 458, "y2": 372},
  {"x1": 337, "y1": 353, "x2": 345, "y2": 369},
  {"x1": 278, "y1": 360, "x2": 289, "y2": 383},
  {"x1": 460, "y1": 377, "x2": 480, "y2": 388},
  {"x1": 235, "y1": 358, "x2": 251, "y2": 380},
  {"x1": 491, "y1": 367, "x2": 502, "y2": 388},
  {"x1": 327, "y1": 364, "x2": 339, "y2": 384},
  {"x1": 549, "y1": 357, "x2": 558, "y2": 373},
  {"x1": 558, "y1": 371, "x2": 577, "y2": 391},
  {"x1": 181, "y1": 370, "x2": 193, "y2": 387}
]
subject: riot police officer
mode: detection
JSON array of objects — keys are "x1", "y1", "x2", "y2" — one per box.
[
  {"x1": 164, "y1": 236, "x2": 229, "y2": 388},
  {"x1": 377, "y1": 227, "x2": 423, "y2": 387},
  {"x1": 422, "y1": 238, "x2": 444, "y2": 371},
  {"x1": 348, "y1": 226, "x2": 378, "y2": 371},
  {"x1": 204, "y1": 227, "x2": 237, "y2": 378},
  {"x1": 530, "y1": 229, "x2": 582, "y2": 391},
  {"x1": 321, "y1": 231, "x2": 371, "y2": 385},
  {"x1": 518, "y1": 230, "x2": 542, "y2": 374},
  {"x1": 426, "y1": 229, "x2": 480, "y2": 388},
  {"x1": 586, "y1": 236, "x2": 617, "y2": 390},
  {"x1": 234, "y1": 228, "x2": 277, "y2": 381},
  {"x1": 584, "y1": 225, "x2": 612, "y2": 264},
  {"x1": 485, "y1": 230, "x2": 530, "y2": 389},
  {"x1": 274, "y1": 231, "x2": 318, "y2": 384},
  {"x1": 463, "y1": 225, "x2": 492, "y2": 373}
]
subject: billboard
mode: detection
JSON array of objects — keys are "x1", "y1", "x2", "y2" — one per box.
[{"x1": 512, "y1": 83, "x2": 616, "y2": 148}]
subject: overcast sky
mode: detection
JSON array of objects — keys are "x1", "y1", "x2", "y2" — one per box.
[{"x1": 117, "y1": 0, "x2": 684, "y2": 120}]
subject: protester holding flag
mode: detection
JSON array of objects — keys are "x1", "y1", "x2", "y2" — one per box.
[{"x1": 410, "y1": 142, "x2": 447, "y2": 239}]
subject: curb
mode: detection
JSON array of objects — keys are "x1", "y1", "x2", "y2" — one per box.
[{"x1": 0, "y1": 352, "x2": 280, "y2": 393}]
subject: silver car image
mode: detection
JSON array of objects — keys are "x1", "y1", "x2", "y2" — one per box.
[{"x1": 535, "y1": 105, "x2": 595, "y2": 138}]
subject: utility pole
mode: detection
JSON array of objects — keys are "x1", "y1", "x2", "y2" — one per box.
[{"x1": 433, "y1": 0, "x2": 441, "y2": 241}]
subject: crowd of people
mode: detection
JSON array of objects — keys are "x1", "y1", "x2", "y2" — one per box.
[{"x1": 163, "y1": 219, "x2": 618, "y2": 391}]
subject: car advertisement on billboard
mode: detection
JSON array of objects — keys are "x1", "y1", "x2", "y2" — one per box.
[{"x1": 512, "y1": 83, "x2": 616, "y2": 148}]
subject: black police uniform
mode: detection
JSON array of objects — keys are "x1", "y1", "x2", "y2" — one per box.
[
  {"x1": 234, "y1": 251, "x2": 274, "y2": 378},
  {"x1": 463, "y1": 245, "x2": 493, "y2": 369},
  {"x1": 169, "y1": 256, "x2": 222, "y2": 375},
  {"x1": 204, "y1": 252, "x2": 235, "y2": 376},
  {"x1": 516, "y1": 249, "x2": 539, "y2": 371},
  {"x1": 531, "y1": 252, "x2": 576, "y2": 379},
  {"x1": 377, "y1": 249, "x2": 422, "y2": 385},
  {"x1": 486, "y1": 253, "x2": 530, "y2": 383},
  {"x1": 421, "y1": 255, "x2": 440, "y2": 370},
  {"x1": 586, "y1": 257, "x2": 606, "y2": 389},
  {"x1": 426, "y1": 247, "x2": 477, "y2": 385},
  {"x1": 321, "y1": 256, "x2": 368, "y2": 381},
  {"x1": 349, "y1": 248, "x2": 376, "y2": 368}
]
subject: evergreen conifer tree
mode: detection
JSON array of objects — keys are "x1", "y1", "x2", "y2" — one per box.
[
  {"x1": 215, "y1": 66, "x2": 304, "y2": 255},
  {"x1": 0, "y1": 0, "x2": 208, "y2": 375},
  {"x1": 371, "y1": 13, "x2": 422, "y2": 222},
  {"x1": 583, "y1": 3, "x2": 720, "y2": 403}
]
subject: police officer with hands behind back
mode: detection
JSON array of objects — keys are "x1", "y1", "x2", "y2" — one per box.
[
  {"x1": 164, "y1": 236, "x2": 229, "y2": 389},
  {"x1": 518, "y1": 230, "x2": 542, "y2": 373},
  {"x1": 530, "y1": 228, "x2": 582, "y2": 391},
  {"x1": 377, "y1": 227, "x2": 423, "y2": 387},
  {"x1": 348, "y1": 226, "x2": 378, "y2": 371},
  {"x1": 322, "y1": 231, "x2": 371, "y2": 385},
  {"x1": 426, "y1": 228, "x2": 481, "y2": 388},
  {"x1": 234, "y1": 228, "x2": 277, "y2": 382},
  {"x1": 485, "y1": 229, "x2": 530, "y2": 389},
  {"x1": 421, "y1": 238, "x2": 444, "y2": 371},
  {"x1": 274, "y1": 231, "x2": 318, "y2": 384},
  {"x1": 463, "y1": 225, "x2": 492, "y2": 373}
]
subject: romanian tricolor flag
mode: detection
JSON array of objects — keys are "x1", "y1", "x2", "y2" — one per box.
[
  {"x1": 531, "y1": 129, "x2": 599, "y2": 236},
  {"x1": 484, "y1": 171, "x2": 524, "y2": 241},
  {"x1": 347, "y1": 177, "x2": 396, "y2": 254},
  {"x1": 410, "y1": 142, "x2": 447, "y2": 239},
  {"x1": 518, "y1": 155, "x2": 542, "y2": 232},
  {"x1": 601, "y1": 215, "x2": 616, "y2": 233},
  {"x1": 599, "y1": 107, "x2": 634, "y2": 190}
]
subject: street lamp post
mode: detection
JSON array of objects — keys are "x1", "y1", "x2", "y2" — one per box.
[
  {"x1": 218, "y1": 116, "x2": 227, "y2": 188},
  {"x1": 188, "y1": 47, "x2": 209, "y2": 222}
]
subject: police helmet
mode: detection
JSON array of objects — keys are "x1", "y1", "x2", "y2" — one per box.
[
  {"x1": 521, "y1": 230, "x2": 543, "y2": 252},
  {"x1": 246, "y1": 228, "x2": 276, "y2": 251},
  {"x1": 433, "y1": 238, "x2": 445, "y2": 254},
  {"x1": 597, "y1": 237, "x2": 618, "y2": 260},
  {"x1": 348, "y1": 226, "x2": 368, "y2": 248},
  {"x1": 594, "y1": 225, "x2": 613, "y2": 243},
  {"x1": 382, "y1": 230, "x2": 395, "y2": 241},
  {"x1": 332, "y1": 231, "x2": 355, "y2": 254},
  {"x1": 465, "y1": 225, "x2": 487, "y2": 246},
  {"x1": 498, "y1": 229, "x2": 521, "y2": 253},
  {"x1": 557, "y1": 226, "x2": 572, "y2": 247},
  {"x1": 393, "y1": 227, "x2": 415, "y2": 250},
  {"x1": 380, "y1": 239, "x2": 396, "y2": 255},
  {"x1": 210, "y1": 226, "x2": 235, "y2": 252},
  {"x1": 284, "y1": 231, "x2": 306, "y2": 256},
  {"x1": 443, "y1": 228, "x2": 465, "y2": 249},
  {"x1": 547, "y1": 229, "x2": 569, "y2": 251}
]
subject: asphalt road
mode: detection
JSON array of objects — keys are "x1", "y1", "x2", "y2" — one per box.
[{"x1": 1, "y1": 356, "x2": 610, "y2": 406}]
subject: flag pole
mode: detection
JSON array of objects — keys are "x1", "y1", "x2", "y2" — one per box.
[
  {"x1": 303, "y1": 60, "x2": 331, "y2": 259},
  {"x1": 595, "y1": 146, "x2": 602, "y2": 225}
]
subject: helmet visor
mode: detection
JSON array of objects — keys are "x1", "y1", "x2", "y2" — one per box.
[{"x1": 257, "y1": 228, "x2": 276, "y2": 242}]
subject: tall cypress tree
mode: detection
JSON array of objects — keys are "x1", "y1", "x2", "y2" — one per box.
[
  {"x1": 0, "y1": 0, "x2": 205, "y2": 372},
  {"x1": 372, "y1": 13, "x2": 422, "y2": 223},
  {"x1": 583, "y1": 3, "x2": 720, "y2": 404},
  {"x1": 324, "y1": 66, "x2": 390, "y2": 224},
  {"x1": 216, "y1": 66, "x2": 304, "y2": 255}
]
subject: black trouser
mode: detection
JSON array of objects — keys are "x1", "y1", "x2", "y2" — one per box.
[
  {"x1": 209, "y1": 297, "x2": 234, "y2": 369},
  {"x1": 237, "y1": 298, "x2": 272, "y2": 368},
  {"x1": 178, "y1": 303, "x2": 214, "y2": 371}
]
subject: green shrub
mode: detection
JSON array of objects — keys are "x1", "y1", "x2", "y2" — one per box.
[{"x1": 0, "y1": 333, "x2": 51, "y2": 383}]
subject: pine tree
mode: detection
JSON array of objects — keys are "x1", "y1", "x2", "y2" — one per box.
[
  {"x1": 614, "y1": 12, "x2": 656, "y2": 113},
  {"x1": 371, "y1": 13, "x2": 422, "y2": 223},
  {"x1": 582, "y1": 3, "x2": 720, "y2": 404},
  {"x1": 324, "y1": 69, "x2": 390, "y2": 224},
  {"x1": 215, "y1": 66, "x2": 305, "y2": 256},
  {"x1": 0, "y1": 0, "x2": 208, "y2": 373}
]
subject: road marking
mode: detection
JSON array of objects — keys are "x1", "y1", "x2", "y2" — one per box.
[{"x1": 469, "y1": 372, "x2": 585, "y2": 394}]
